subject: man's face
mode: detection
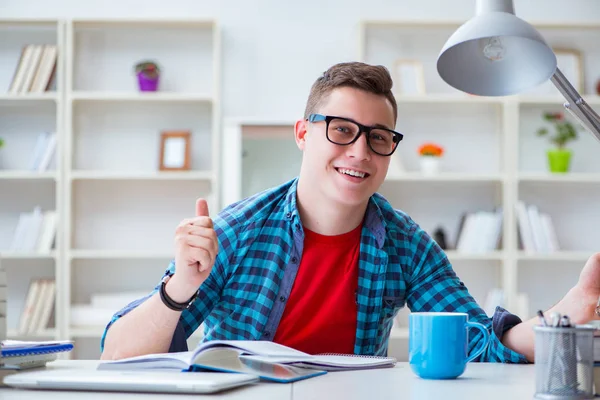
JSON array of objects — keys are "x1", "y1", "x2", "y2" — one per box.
[{"x1": 295, "y1": 86, "x2": 396, "y2": 207}]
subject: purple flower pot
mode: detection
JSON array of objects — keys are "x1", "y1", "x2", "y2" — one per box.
[{"x1": 137, "y1": 72, "x2": 159, "y2": 92}]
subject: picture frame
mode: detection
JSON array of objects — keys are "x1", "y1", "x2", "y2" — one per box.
[
  {"x1": 554, "y1": 48, "x2": 584, "y2": 93},
  {"x1": 159, "y1": 130, "x2": 191, "y2": 171},
  {"x1": 528, "y1": 47, "x2": 584, "y2": 95},
  {"x1": 392, "y1": 59, "x2": 426, "y2": 95}
]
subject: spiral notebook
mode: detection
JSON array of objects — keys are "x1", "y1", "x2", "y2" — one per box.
[
  {"x1": 2, "y1": 340, "x2": 74, "y2": 358},
  {"x1": 99, "y1": 340, "x2": 397, "y2": 373}
]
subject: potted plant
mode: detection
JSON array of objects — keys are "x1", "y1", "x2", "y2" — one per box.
[
  {"x1": 418, "y1": 142, "x2": 444, "y2": 175},
  {"x1": 536, "y1": 112, "x2": 579, "y2": 173},
  {"x1": 134, "y1": 60, "x2": 161, "y2": 92}
]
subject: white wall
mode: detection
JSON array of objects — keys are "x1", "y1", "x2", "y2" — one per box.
[{"x1": 2, "y1": 0, "x2": 599, "y2": 120}]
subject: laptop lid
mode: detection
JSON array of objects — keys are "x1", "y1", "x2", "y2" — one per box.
[{"x1": 3, "y1": 369, "x2": 259, "y2": 394}]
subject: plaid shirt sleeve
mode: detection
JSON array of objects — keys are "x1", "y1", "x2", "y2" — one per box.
[
  {"x1": 100, "y1": 211, "x2": 239, "y2": 353},
  {"x1": 405, "y1": 224, "x2": 529, "y2": 363}
]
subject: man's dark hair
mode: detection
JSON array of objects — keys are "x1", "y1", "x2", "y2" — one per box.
[{"x1": 303, "y1": 62, "x2": 398, "y2": 122}]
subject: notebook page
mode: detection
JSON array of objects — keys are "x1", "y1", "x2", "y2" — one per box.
[{"x1": 193, "y1": 340, "x2": 313, "y2": 359}]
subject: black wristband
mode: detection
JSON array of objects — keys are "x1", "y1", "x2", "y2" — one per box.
[{"x1": 159, "y1": 278, "x2": 198, "y2": 311}]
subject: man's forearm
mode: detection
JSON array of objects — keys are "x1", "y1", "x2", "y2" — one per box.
[
  {"x1": 100, "y1": 293, "x2": 182, "y2": 360},
  {"x1": 100, "y1": 278, "x2": 196, "y2": 360}
]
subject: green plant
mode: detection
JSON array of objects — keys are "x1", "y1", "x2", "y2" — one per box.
[
  {"x1": 135, "y1": 60, "x2": 160, "y2": 79},
  {"x1": 536, "y1": 112, "x2": 579, "y2": 149},
  {"x1": 0, "y1": 138, "x2": 4, "y2": 148}
]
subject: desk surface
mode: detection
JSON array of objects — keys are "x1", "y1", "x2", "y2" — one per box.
[{"x1": 0, "y1": 360, "x2": 538, "y2": 399}]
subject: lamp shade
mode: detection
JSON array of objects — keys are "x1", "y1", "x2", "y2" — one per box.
[{"x1": 437, "y1": 12, "x2": 557, "y2": 96}]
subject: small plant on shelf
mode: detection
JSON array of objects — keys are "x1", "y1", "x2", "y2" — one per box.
[
  {"x1": 0, "y1": 138, "x2": 4, "y2": 148},
  {"x1": 536, "y1": 111, "x2": 579, "y2": 173},
  {"x1": 417, "y1": 142, "x2": 444, "y2": 175},
  {"x1": 134, "y1": 60, "x2": 161, "y2": 92}
]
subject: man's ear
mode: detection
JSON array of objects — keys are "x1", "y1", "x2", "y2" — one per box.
[{"x1": 294, "y1": 119, "x2": 308, "y2": 151}]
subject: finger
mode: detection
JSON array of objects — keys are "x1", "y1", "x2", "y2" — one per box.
[
  {"x1": 186, "y1": 235, "x2": 216, "y2": 253},
  {"x1": 196, "y1": 198, "x2": 209, "y2": 217},
  {"x1": 188, "y1": 247, "x2": 213, "y2": 271},
  {"x1": 186, "y1": 226, "x2": 215, "y2": 238},
  {"x1": 188, "y1": 216, "x2": 214, "y2": 229}
]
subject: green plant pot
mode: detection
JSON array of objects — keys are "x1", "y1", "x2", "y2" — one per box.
[{"x1": 547, "y1": 149, "x2": 572, "y2": 173}]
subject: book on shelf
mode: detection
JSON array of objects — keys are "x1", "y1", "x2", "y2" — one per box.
[
  {"x1": 29, "y1": 132, "x2": 57, "y2": 172},
  {"x1": 7, "y1": 44, "x2": 57, "y2": 94},
  {"x1": 454, "y1": 208, "x2": 503, "y2": 253},
  {"x1": 9, "y1": 207, "x2": 57, "y2": 252},
  {"x1": 515, "y1": 201, "x2": 560, "y2": 253},
  {"x1": 17, "y1": 279, "x2": 55, "y2": 335},
  {"x1": 98, "y1": 340, "x2": 397, "y2": 373}
]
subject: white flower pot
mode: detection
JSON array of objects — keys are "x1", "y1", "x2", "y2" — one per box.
[{"x1": 419, "y1": 157, "x2": 440, "y2": 175}]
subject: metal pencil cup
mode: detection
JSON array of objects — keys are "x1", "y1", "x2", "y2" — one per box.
[{"x1": 534, "y1": 325, "x2": 595, "y2": 399}]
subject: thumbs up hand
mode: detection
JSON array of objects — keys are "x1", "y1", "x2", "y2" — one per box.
[{"x1": 169, "y1": 198, "x2": 219, "y2": 303}]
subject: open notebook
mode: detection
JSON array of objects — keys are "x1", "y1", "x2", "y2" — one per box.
[{"x1": 99, "y1": 340, "x2": 397, "y2": 372}]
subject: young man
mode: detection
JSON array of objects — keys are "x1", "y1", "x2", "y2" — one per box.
[{"x1": 101, "y1": 62, "x2": 600, "y2": 363}]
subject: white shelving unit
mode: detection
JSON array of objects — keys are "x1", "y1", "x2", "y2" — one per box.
[
  {"x1": 61, "y1": 18, "x2": 222, "y2": 359},
  {"x1": 0, "y1": 18, "x2": 65, "y2": 343},
  {"x1": 356, "y1": 20, "x2": 600, "y2": 358},
  {"x1": 0, "y1": 18, "x2": 221, "y2": 359}
]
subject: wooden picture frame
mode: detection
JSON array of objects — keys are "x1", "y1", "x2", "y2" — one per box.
[
  {"x1": 159, "y1": 130, "x2": 191, "y2": 171},
  {"x1": 393, "y1": 59, "x2": 426, "y2": 95}
]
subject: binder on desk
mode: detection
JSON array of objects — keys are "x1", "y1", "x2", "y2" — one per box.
[{"x1": 1, "y1": 340, "x2": 73, "y2": 369}]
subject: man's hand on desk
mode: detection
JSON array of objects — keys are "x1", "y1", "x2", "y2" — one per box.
[
  {"x1": 502, "y1": 252, "x2": 600, "y2": 362},
  {"x1": 168, "y1": 198, "x2": 219, "y2": 303}
]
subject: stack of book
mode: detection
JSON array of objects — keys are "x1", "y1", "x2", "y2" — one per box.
[
  {"x1": 454, "y1": 208, "x2": 503, "y2": 253},
  {"x1": 515, "y1": 201, "x2": 560, "y2": 253},
  {"x1": 18, "y1": 279, "x2": 55, "y2": 335},
  {"x1": 7, "y1": 44, "x2": 57, "y2": 94}
]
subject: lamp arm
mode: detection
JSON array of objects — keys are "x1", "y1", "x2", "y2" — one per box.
[{"x1": 550, "y1": 67, "x2": 600, "y2": 143}]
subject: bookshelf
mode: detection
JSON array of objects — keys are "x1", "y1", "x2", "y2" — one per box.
[
  {"x1": 61, "y1": 18, "x2": 221, "y2": 359},
  {"x1": 0, "y1": 18, "x2": 64, "y2": 347},
  {"x1": 0, "y1": 18, "x2": 221, "y2": 360}
]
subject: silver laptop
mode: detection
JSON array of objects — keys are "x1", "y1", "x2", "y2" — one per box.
[{"x1": 3, "y1": 369, "x2": 259, "y2": 394}]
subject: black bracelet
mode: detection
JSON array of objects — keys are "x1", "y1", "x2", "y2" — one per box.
[{"x1": 159, "y1": 278, "x2": 198, "y2": 311}]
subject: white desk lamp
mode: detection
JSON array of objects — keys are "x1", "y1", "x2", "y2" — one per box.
[{"x1": 436, "y1": 0, "x2": 600, "y2": 143}]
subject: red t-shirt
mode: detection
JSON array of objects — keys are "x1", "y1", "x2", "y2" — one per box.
[{"x1": 273, "y1": 223, "x2": 361, "y2": 355}]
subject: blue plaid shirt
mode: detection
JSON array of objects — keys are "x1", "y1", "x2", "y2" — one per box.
[{"x1": 101, "y1": 177, "x2": 527, "y2": 363}]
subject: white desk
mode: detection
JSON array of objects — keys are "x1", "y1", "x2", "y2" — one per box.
[
  {"x1": 293, "y1": 362, "x2": 537, "y2": 400},
  {"x1": 0, "y1": 360, "x2": 538, "y2": 399}
]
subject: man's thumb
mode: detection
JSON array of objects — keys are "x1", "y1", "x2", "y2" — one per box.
[{"x1": 196, "y1": 198, "x2": 209, "y2": 217}]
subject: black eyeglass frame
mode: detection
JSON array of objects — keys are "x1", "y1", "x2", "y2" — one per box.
[{"x1": 307, "y1": 113, "x2": 403, "y2": 156}]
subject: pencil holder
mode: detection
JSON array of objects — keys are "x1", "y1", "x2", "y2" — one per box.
[{"x1": 534, "y1": 325, "x2": 595, "y2": 399}]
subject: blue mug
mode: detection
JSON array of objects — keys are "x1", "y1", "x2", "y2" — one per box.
[{"x1": 409, "y1": 312, "x2": 490, "y2": 379}]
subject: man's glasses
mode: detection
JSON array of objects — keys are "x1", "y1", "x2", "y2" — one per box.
[{"x1": 307, "y1": 114, "x2": 403, "y2": 156}]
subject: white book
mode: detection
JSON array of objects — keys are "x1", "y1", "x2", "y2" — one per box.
[
  {"x1": 18, "y1": 280, "x2": 41, "y2": 334},
  {"x1": 456, "y1": 213, "x2": 476, "y2": 253},
  {"x1": 19, "y1": 45, "x2": 43, "y2": 93},
  {"x1": 9, "y1": 213, "x2": 29, "y2": 251},
  {"x1": 99, "y1": 340, "x2": 396, "y2": 372},
  {"x1": 30, "y1": 45, "x2": 57, "y2": 93},
  {"x1": 36, "y1": 132, "x2": 57, "y2": 172},
  {"x1": 36, "y1": 211, "x2": 57, "y2": 252},
  {"x1": 8, "y1": 45, "x2": 33, "y2": 94},
  {"x1": 33, "y1": 280, "x2": 55, "y2": 332},
  {"x1": 527, "y1": 205, "x2": 548, "y2": 253},
  {"x1": 515, "y1": 201, "x2": 536, "y2": 252},
  {"x1": 540, "y1": 213, "x2": 560, "y2": 252},
  {"x1": 21, "y1": 207, "x2": 44, "y2": 251},
  {"x1": 29, "y1": 132, "x2": 50, "y2": 170},
  {"x1": 27, "y1": 280, "x2": 49, "y2": 334}
]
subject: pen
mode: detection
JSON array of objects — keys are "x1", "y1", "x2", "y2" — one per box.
[
  {"x1": 560, "y1": 315, "x2": 571, "y2": 328},
  {"x1": 550, "y1": 312, "x2": 561, "y2": 327},
  {"x1": 537, "y1": 310, "x2": 548, "y2": 326}
]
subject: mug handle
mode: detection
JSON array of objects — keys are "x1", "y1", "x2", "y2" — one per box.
[{"x1": 465, "y1": 321, "x2": 490, "y2": 363}]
